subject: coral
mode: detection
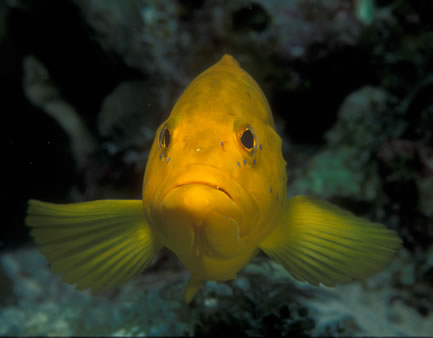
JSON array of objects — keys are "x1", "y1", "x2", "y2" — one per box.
[
  {"x1": 261, "y1": 0, "x2": 365, "y2": 60},
  {"x1": 191, "y1": 261, "x2": 317, "y2": 336},
  {"x1": 0, "y1": 249, "x2": 330, "y2": 336},
  {"x1": 23, "y1": 55, "x2": 97, "y2": 168},
  {"x1": 288, "y1": 86, "x2": 406, "y2": 201},
  {"x1": 0, "y1": 249, "x2": 190, "y2": 336},
  {"x1": 1, "y1": 246, "x2": 432, "y2": 336},
  {"x1": 98, "y1": 80, "x2": 162, "y2": 170}
]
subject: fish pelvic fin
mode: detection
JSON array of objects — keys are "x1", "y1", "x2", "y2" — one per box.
[
  {"x1": 184, "y1": 276, "x2": 204, "y2": 304},
  {"x1": 26, "y1": 199, "x2": 162, "y2": 292},
  {"x1": 259, "y1": 195, "x2": 401, "y2": 287}
]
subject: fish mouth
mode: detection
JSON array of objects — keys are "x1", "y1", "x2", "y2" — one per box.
[
  {"x1": 153, "y1": 163, "x2": 259, "y2": 239},
  {"x1": 157, "y1": 164, "x2": 240, "y2": 208},
  {"x1": 158, "y1": 181, "x2": 244, "y2": 260},
  {"x1": 173, "y1": 181, "x2": 232, "y2": 201},
  {"x1": 151, "y1": 164, "x2": 260, "y2": 260}
]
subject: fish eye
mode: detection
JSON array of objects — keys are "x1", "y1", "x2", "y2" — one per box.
[
  {"x1": 233, "y1": 120, "x2": 257, "y2": 157},
  {"x1": 240, "y1": 128, "x2": 255, "y2": 150},
  {"x1": 238, "y1": 126, "x2": 257, "y2": 155},
  {"x1": 159, "y1": 125, "x2": 171, "y2": 151}
]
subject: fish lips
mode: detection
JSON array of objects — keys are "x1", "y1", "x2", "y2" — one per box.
[{"x1": 152, "y1": 164, "x2": 259, "y2": 257}]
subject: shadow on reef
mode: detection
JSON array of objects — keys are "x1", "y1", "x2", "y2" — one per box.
[{"x1": 190, "y1": 266, "x2": 316, "y2": 336}]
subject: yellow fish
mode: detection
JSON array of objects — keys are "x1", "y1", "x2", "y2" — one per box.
[{"x1": 26, "y1": 54, "x2": 401, "y2": 303}]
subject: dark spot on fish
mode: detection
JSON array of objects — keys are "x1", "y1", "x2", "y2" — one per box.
[
  {"x1": 243, "y1": 159, "x2": 247, "y2": 165},
  {"x1": 259, "y1": 144, "x2": 263, "y2": 150},
  {"x1": 237, "y1": 161, "x2": 241, "y2": 168}
]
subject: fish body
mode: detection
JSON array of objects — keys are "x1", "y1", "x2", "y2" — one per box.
[
  {"x1": 26, "y1": 55, "x2": 401, "y2": 303},
  {"x1": 142, "y1": 55, "x2": 286, "y2": 284}
]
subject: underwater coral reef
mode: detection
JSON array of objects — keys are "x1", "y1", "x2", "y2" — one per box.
[{"x1": 2, "y1": 0, "x2": 433, "y2": 336}]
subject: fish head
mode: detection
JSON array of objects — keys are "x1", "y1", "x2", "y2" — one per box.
[{"x1": 142, "y1": 55, "x2": 287, "y2": 267}]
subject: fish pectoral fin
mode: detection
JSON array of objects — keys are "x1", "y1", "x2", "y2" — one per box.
[
  {"x1": 26, "y1": 199, "x2": 162, "y2": 292},
  {"x1": 259, "y1": 195, "x2": 401, "y2": 287},
  {"x1": 184, "y1": 276, "x2": 204, "y2": 304}
]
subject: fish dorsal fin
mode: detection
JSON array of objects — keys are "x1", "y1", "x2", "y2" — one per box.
[
  {"x1": 218, "y1": 54, "x2": 240, "y2": 67},
  {"x1": 259, "y1": 195, "x2": 401, "y2": 286},
  {"x1": 26, "y1": 199, "x2": 161, "y2": 291}
]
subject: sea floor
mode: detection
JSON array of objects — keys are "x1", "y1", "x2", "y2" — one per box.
[{"x1": 0, "y1": 247, "x2": 432, "y2": 336}]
